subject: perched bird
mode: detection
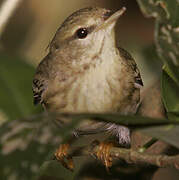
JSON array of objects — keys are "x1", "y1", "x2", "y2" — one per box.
[{"x1": 32, "y1": 7, "x2": 143, "y2": 169}]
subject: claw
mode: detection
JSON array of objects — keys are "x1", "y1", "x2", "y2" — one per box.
[
  {"x1": 96, "y1": 142, "x2": 113, "y2": 171},
  {"x1": 54, "y1": 144, "x2": 74, "y2": 171}
]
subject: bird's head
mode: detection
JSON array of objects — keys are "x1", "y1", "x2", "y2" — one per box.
[{"x1": 49, "y1": 7, "x2": 126, "y2": 65}]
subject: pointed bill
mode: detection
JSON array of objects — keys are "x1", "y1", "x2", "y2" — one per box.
[{"x1": 95, "y1": 7, "x2": 126, "y2": 32}]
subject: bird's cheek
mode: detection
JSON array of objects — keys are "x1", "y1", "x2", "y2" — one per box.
[
  {"x1": 94, "y1": 30, "x2": 105, "y2": 41},
  {"x1": 78, "y1": 36, "x2": 91, "y2": 47}
]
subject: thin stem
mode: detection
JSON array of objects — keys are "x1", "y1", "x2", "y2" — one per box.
[
  {"x1": 138, "y1": 138, "x2": 158, "y2": 153},
  {"x1": 52, "y1": 144, "x2": 179, "y2": 169},
  {"x1": 0, "y1": 0, "x2": 23, "y2": 37}
]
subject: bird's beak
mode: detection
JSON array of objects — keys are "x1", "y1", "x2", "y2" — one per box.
[{"x1": 95, "y1": 7, "x2": 126, "y2": 32}]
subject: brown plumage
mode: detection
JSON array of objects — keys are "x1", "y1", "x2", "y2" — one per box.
[{"x1": 32, "y1": 7, "x2": 143, "y2": 145}]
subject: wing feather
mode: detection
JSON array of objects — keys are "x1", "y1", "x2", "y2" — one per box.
[
  {"x1": 118, "y1": 47, "x2": 143, "y2": 88},
  {"x1": 32, "y1": 54, "x2": 50, "y2": 105}
]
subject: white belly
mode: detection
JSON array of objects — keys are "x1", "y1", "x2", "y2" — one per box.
[
  {"x1": 63, "y1": 57, "x2": 133, "y2": 113},
  {"x1": 69, "y1": 66, "x2": 114, "y2": 112},
  {"x1": 46, "y1": 52, "x2": 138, "y2": 114}
]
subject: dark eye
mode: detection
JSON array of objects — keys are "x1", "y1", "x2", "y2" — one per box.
[{"x1": 76, "y1": 28, "x2": 88, "y2": 39}]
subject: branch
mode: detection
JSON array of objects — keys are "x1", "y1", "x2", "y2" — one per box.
[
  {"x1": 0, "y1": 0, "x2": 22, "y2": 36},
  {"x1": 65, "y1": 144, "x2": 179, "y2": 169}
]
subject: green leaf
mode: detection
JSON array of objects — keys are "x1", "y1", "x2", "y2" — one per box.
[
  {"x1": 140, "y1": 125, "x2": 179, "y2": 149},
  {"x1": 0, "y1": 119, "x2": 60, "y2": 180},
  {"x1": 45, "y1": 112, "x2": 179, "y2": 127},
  {"x1": 162, "y1": 70, "x2": 179, "y2": 120},
  {"x1": 137, "y1": 0, "x2": 179, "y2": 85},
  {"x1": 0, "y1": 113, "x2": 82, "y2": 180},
  {"x1": 0, "y1": 53, "x2": 42, "y2": 121},
  {"x1": 0, "y1": 113, "x2": 178, "y2": 180},
  {"x1": 1, "y1": 112, "x2": 179, "y2": 179}
]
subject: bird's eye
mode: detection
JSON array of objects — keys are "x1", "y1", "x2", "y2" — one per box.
[{"x1": 76, "y1": 28, "x2": 88, "y2": 39}]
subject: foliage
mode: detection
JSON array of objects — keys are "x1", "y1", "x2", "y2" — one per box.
[
  {"x1": 162, "y1": 69, "x2": 179, "y2": 121},
  {"x1": 137, "y1": 0, "x2": 179, "y2": 147},
  {"x1": 137, "y1": 0, "x2": 179, "y2": 85},
  {"x1": 0, "y1": 53, "x2": 42, "y2": 120}
]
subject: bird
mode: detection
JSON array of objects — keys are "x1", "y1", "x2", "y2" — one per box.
[{"x1": 32, "y1": 6, "x2": 143, "y2": 170}]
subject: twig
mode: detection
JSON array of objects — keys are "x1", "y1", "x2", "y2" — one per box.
[
  {"x1": 0, "y1": 0, "x2": 23, "y2": 36},
  {"x1": 64, "y1": 144, "x2": 179, "y2": 169},
  {"x1": 138, "y1": 138, "x2": 158, "y2": 153}
]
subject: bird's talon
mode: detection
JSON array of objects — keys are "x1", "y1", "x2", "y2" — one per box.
[
  {"x1": 67, "y1": 157, "x2": 74, "y2": 171},
  {"x1": 96, "y1": 142, "x2": 113, "y2": 170},
  {"x1": 54, "y1": 144, "x2": 74, "y2": 171}
]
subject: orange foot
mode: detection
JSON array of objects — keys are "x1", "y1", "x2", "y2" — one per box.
[
  {"x1": 54, "y1": 144, "x2": 74, "y2": 171},
  {"x1": 96, "y1": 142, "x2": 114, "y2": 171}
]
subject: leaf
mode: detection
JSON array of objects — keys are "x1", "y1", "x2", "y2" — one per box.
[
  {"x1": 1, "y1": 112, "x2": 179, "y2": 179},
  {"x1": 0, "y1": 53, "x2": 42, "y2": 121},
  {"x1": 137, "y1": 0, "x2": 179, "y2": 85},
  {"x1": 162, "y1": 70, "x2": 179, "y2": 120},
  {"x1": 140, "y1": 125, "x2": 179, "y2": 149},
  {"x1": 46, "y1": 112, "x2": 179, "y2": 127},
  {"x1": 0, "y1": 119, "x2": 62, "y2": 180},
  {"x1": 0, "y1": 113, "x2": 82, "y2": 180}
]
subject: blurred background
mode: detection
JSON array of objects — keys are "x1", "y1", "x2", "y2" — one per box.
[{"x1": 2, "y1": 0, "x2": 178, "y2": 180}]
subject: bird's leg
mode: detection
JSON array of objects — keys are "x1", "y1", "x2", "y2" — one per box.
[
  {"x1": 54, "y1": 143, "x2": 74, "y2": 171},
  {"x1": 54, "y1": 134, "x2": 76, "y2": 171},
  {"x1": 92, "y1": 125, "x2": 131, "y2": 171},
  {"x1": 76, "y1": 125, "x2": 114, "y2": 170},
  {"x1": 93, "y1": 140, "x2": 114, "y2": 171},
  {"x1": 53, "y1": 127, "x2": 103, "y2": 171}
]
